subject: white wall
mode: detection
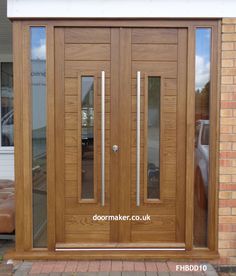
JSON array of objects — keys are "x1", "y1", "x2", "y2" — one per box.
[
  {"x1": 7, "y1": 0, "x2": 236, "y2": 18},
  {"x1": 0, "y1": 151, "x2": 14, "y2": 180},
  {"x1": 0, "y1": 24, "x2": 13, "y2": 180}
]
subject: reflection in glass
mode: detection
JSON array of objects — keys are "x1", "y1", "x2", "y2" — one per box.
[
  {"x1": 194, "y1": 28, "x2": 211, "y2": 247},
  {"x1": 1, "y1": 63, "x2": 13, "y2": 147},
  {"x1": 81, "y1": 77, "x2": 94, "y2": 199},
  {"x1": 147, "y1": 77, "x2": 160, "y2": 199},
  {"x1": 31, "y1": 27, "x2": 47, "y2": 247}
]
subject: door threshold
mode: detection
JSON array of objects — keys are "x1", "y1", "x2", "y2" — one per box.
[
  {"x1": 56, "y1": 247, "x2": 185, "y2": 251},
  {"x1": 56, "y1": 242, "x2": 186, "y2": 251}
]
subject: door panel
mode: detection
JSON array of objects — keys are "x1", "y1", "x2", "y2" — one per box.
[
  {"x1": 55, "y1": 27, "x2": 187, "y2": 247},
  {"x1": 55, "y1": 28, "x2": 113, "y2": 244},
  {"x1": 130, "y1": 28, "x2": 187, "y2": 243}
]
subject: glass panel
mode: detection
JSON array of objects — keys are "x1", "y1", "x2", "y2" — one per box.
[
  {"x1": 1, "y1": 62, "x2": 13, "y2": 147},
  {"x1": 81, "y1": 76, "x2": 94, "y2": 199},
  {"x1": 194, "y1": 28, "x2": 211, "y2": 247},
  {"x1": 31, "y1": 27, "x2": 47, "y2": 247},
  {"x1": 147, "y1": 77, "x2": 160, "y2": 199}
]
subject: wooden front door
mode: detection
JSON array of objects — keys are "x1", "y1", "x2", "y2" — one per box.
[{"x1": 55, "y1": 27, "x2": 187, "y2": 248}]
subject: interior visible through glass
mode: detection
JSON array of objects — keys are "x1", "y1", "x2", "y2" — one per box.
[
  {"x1": 147, "y1": 77, "x2": 160, "y2": 199},
  {"x1": 1, "y1": 62, "x2": 13, "y2": 147},
  {"x1": 31, "y1": 27, "x2": 47, "y2": 247},
  {"x1": 194, "y1": 28, "x2": 211, "y2": 247},
  {"x1": 81, "y1": 76, "x2": 94, "y2": 199}
]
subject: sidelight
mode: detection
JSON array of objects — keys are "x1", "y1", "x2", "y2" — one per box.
[
  {"x1": 30, "y1": 27, "x2": 47, "y2": 247},
  {"x1": 193, "y1": 28, "x2": 211, "y2": 247}
]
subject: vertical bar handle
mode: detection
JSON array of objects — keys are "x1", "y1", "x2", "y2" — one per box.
[
  {"x1": 101, "y1": 71, "x2": 105, "y2": 206},
  {"x1": 136, "y1": 71, "x2": 141, "y2": 207}
]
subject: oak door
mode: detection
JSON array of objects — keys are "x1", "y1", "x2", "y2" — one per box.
[
  {"x1": 129, "y1": 28, "x2": 187, "y2": 244},
  {"x1": 55, "y1": 27, "x2": 187, "y2": 247}
]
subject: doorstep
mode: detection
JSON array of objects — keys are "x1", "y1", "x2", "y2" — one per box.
[{"x1": 6, "y1": 260, "x2": 219, "y2": 275}]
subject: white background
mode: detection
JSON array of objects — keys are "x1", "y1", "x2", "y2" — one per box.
[{"x1": 7, "y1": 0, "x2": 236, "y2": 18}]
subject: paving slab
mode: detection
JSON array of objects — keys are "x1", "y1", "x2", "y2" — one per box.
[
  {"x1": 146, "y1": 272, "x2": 158, "y2": 276},
  {"x1": 205, "y1": 271, "x2": 219, "y2": 276},
  {"x1": 98, "y1": 273, "x2": 109, "y2": 276},
  {"x1": 157, "y1": 272, "x2": 169, "y2": 276},
  {"x1": 13, "y1": 271, "x2": 29, "y2": 276}
]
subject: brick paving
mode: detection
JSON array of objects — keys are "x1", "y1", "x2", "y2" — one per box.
[{"x1": 0, "y1": 260, "x2": 219, "y2": 275}]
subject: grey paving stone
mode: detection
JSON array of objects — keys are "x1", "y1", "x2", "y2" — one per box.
[
  {"x1": 145, "y1": 273, "x2": 158, "y2": 276},
  {"x1": 50, "y1": 273, "x2": 63, "y2": 276},
  {"x1": 13, "y1": 270, "x2": 28, "y2": 276},
  {"x1": 98, "y1": 273, "x2": 109, "y2": 276},
  {"x1": 157, "y1": 273, "x2": 169, "y2": 276},
  {"x1": 12, "y1": 261, "x2": 23, "y2": 271},
  {"x1": 109, "y1": 273, "x2": 122, "y2": 276},
  {"x1": 13, "y1": 271, "x2": 29, "y2": 276},
  {"x1": 203, "y1": 264, "x2": 215, "y2": 271},
  {"x1": 204, "y1": 271, "x2": 218, "y2": 276},
  {"x1": 18, "y1": 263, "x2": 33, "y2": 271},
  {"x1": 21, "y1": 261, "x2": 33, "y2": 267}
]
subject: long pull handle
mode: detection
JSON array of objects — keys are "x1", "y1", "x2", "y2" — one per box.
[
  {"x1": 136, "y1": 71, "x2": 141, "y2": 207},
  {"x1": 101, "y1": 71, "x2": 105, "y2": 206}
]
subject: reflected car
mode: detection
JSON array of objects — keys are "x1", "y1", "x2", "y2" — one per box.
[
  {"x1": 1, "y1": 110, "x2": 14, "y2": 146},
  {"x1": 195, "y1": 120, "x2": 209, "y2": 208}
]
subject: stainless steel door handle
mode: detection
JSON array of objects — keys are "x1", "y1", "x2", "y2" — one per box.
[
  {"x1": 136, "y1": 71, "x2": 141, "y2": 207},
  {"x1": 112, "y1": 145, "x2": 119, "y2": 152},
  {"x1": 101, "y1": 71, "x2": 105, "y2": 206}
]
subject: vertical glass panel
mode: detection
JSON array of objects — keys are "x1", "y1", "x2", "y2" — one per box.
[
  {"x1": 81, "y1": 76, "x2": 94, "y2": 199},
  {"x1": 147, "y1": 77, "x2": 160, "y2": 199},
  {"x1": 31, "y1": 27, "x2": 47, "y2": 247},
  {"x1": 194, "y1": 28, "x2": 211, "y2": 247},
  {"x1": 1, "y1": 62, "x2": 13, "y2": 147}
]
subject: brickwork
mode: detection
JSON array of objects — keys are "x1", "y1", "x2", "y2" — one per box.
[{"x1": 219, "y1": 18, "x2": 236, "y2": 265}]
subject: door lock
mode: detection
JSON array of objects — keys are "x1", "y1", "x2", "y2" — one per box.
[{"x1": 112, "y1": 145, "x2": 119, "y2": 152}]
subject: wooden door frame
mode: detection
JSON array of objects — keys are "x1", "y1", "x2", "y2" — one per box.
[{"x1": 10, "y1": 19, "x2": 220, "y2": 260}]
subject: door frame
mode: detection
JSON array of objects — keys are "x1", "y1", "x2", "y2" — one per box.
[{"x1": 10, "y1": 19, "x2": 220, "y2": 260}]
